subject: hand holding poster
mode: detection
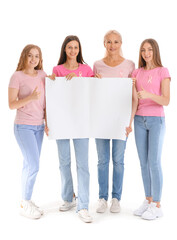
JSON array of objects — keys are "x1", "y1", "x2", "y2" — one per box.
[{"x1": 46, "y1": 77, "x2": 132, "y2": 140}]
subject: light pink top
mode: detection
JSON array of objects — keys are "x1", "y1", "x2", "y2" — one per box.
[
  {"x1": 9, "y1": 70, "x2": 46, "y2": 125},
  {"x1": 53, "y1": 63, "x2": 94, "y2": 77},
  {"x1": 93, "y1": 59, "x2": 135, "y2": 77},
  {"x1": 132, "y1": 67, "x2": 171, "y2": 116}
]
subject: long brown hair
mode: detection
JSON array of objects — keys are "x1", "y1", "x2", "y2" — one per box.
[
  {"x1": 138, "y1": 39, "x2": 163, "y2": 68},
  {"x1": 57, "y1": 35, "x2": 85, "y2": 65},
  {"x1": 16, "y1": 44, "x2": 43, "y2": 71}
]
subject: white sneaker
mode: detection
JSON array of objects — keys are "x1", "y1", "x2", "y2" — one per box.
[
  {"x1": 29, "y1": 200, "x2": 44, "y2": 215},
  {"x1": 96, "y1": 198, "x2": 107, "y2": 213},
  {"x1": 141, "y1": 202, "x2": 163, "y2": 220},
  {"x1": 134, "y1": 200, "x2": 149, "y2": 216},
  {"x1": 78, "y1": 209, "x2": 93, "y2": 223},
  {"x1": 20, "y1": 200, "x2": 41, "y2": 219},
  {"x1": 110, "y1": 198, "x2": 120, "y2": 213},
  {"x1": 59, "y1": 197, "x2": 76, "y2": 211}
]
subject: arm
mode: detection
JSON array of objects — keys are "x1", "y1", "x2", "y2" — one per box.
[
  {"x1": 126, "y1": 84, "x2": 138, "y2": 136},
  {"x1": 8, "y1": 87, "x2": 41, "y2": 110},
  {"x1": 137, "y1": 78, "x2": 170, "y2": 106},
  {"x1": 130, "y1": 85, "x2": 138, "y2": 126},
  {"x1": 44, "y1": 108, "x2": 49, "y2": 136}
]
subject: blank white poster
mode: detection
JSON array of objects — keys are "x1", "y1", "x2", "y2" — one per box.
[{"x1": 46, "y1": 77, "x2": 132, "y2": 140}]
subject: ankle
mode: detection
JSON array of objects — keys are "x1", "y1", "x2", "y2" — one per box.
[
  {"x1": 146, "y1": 197, "x2": 152, "y2": 204},
  {"x1": 153, "y1": 201, "x2": 161, "y2": 208}
]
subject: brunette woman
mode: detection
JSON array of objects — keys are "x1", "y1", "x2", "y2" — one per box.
[
  {"x1": 49, "y1": 35, "x2": 93, "y2": 223},
  {"x1": 132, "y1": 39, "x2": 170, "y2": 220}
]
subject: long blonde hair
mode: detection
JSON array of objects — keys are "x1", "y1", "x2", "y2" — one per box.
[
  {"x1": 138, "y1": 39, "x2": 163, "y2": 68},
  {"x1": 16, "y1": 44, "x2": 43, "y2": 71},
  {"x1": 104, "y1": 30, "x2": 123, "y2": 57}
]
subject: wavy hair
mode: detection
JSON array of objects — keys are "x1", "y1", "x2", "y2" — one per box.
[{"x1": 16, "y1": 44, "x2": 43, "y2": 71}]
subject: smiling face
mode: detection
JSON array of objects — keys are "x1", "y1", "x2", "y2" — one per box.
[
  {"x1": 65, "y1": 40, "x2": 80, "y2": 60},
  {"x1": 25, "y1": 48, "x2": 40, "y2": 69},
  {"x1": 141, "y1": 42, "x2": 154, "y2": 64},
  {"x1": 104, "y1": 33, "x2": 122, "y2": 55}
]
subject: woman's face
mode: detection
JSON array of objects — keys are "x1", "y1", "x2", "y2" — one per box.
[
  {"x1": 104, "y1": 33, "x2": 122, "y2": 55},
  {"x1": 141, "y1": 42, "x2": 154, "y2": 64},
  {"x1": 65, "y1": 40, "x2": 79, "y2": 60},
  {"x1": 26, "y1": 48, "x2": 40, "y2": 69}
]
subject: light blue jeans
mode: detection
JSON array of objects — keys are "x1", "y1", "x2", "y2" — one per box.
[
  {"x1": 14, "y1": 124, "x2": 44, "y2": 200},
  {"x1": 56, "y1": 138, "x2": 89, "y2": 211},
  {"x1": 95, "y1": 138, "x2": 127, "y2": 201},
  {"x1": 134, "y1": 116, "x2": 165, "y2": 202}
]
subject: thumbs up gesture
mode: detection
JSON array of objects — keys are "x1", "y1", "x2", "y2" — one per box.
[
  {"x1": 30, "y1": 87, "x2": 41, "y2": 100},
  {"x1": 137, "y1": 86, "x2": 150, "y2": 99}
]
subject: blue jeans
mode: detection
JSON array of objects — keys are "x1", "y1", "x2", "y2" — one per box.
[
  {"x1": 134, "y1": 116, "x2": 165, "y2": 202},
  {"x1": 56, "y1": 138, "x2": 89, "y2": 211},
  {"x1": 14, "y1": 124, "x2": 44, "y2": 200},
  {"x1": 95, "y1": 138, "x2": 127, "y2": 201}
]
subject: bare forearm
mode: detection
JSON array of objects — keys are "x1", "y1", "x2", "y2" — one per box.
[
  {"x1": 148, "y1": 93, "x2": 170, "y2": 106},
  {"x1": 9, "y1": 87, "x2": 40, "y2": 110},
  {"x1": 129, "y1": 86, "x2": 138, "y2": 127},
  {"x1": 129, "y1": 98, "x2": 138, "y2": 126},
  {"x1": 44, "y1": 109, "x2": 47, "y2": 125},
  {"x1": 137, "y1": 78, "x2": 170, "y2": 106},
  {"x1": 9, "y1": 95, "x2": 32, "y2": 110}
]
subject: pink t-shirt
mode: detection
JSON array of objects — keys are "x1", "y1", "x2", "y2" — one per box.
[
  {"x1": 53, "y1": 63, "x2": 94, "y2": 77},
  {"x1": 93, "y1": 59, "x2": 135, "y2": 77},
  {"x1": 9, "y1": 70, "x2": 46, "y2": 125},
  {"x1": 132, "y1": 67, "x2": 171, "y2": 117}
]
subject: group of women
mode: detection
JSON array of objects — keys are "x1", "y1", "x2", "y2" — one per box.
[{"x1": 8, "y1": 30, "x2": 170, "y2": 223}]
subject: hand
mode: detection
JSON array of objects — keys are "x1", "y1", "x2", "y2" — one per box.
[
  {"x1": 47, "y1": 73, "x2": 56, "y2": 80},
  {"x1": 30, "y1": 87, "x2": 41, "y2": 100},
  {"x1": 132, "y1": 78, "x2": 136, "y2": 85},
  {"x1": 137, "y1": 87, "x2": 150, "y2": 99},
  {"x1": 126, "y1": 126, "x2": 132, "y2": 137},
  {"x1": 45, "y1": 125, "x2": 49, "y2": 136},
  {"x1": 65, "y1": 73, "x2": 77, "y2": 80},
  {"x1": 95, "y1": 73, "x2": 102, "y2": 78}
]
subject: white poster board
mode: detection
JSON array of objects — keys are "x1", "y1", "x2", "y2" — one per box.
[{"x1": 46, "y1": 77, "x2": 132, "y2": 140}]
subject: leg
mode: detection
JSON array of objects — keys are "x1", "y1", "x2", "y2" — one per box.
[
  {"x1": 14, "y1": 124, "x2": 43, "y2": 200},
  {"x1": 56, "y1": 139, "x2": 74, "y2": 202},
  {"x1": 141, "y1": 117, "x2": 165, "y2": 221},
  {"x1": 112, "y1": 139, "x2": 126, "y2": 200},
  {"x1": 34, "y1": 124, "x2": 44, "y2": 156},
  {"x1": 148, "y1": 117, "x2": 165, "y2": 203},
  {"x1": 95, "y1": 139, "x2": 110, "y2": 201},
  {"x1": 73, "y1": 138, "x2": 89, "y2": 211},
  {"x1": 134, "y1": 116, "x2": 151, "y2": 198}
]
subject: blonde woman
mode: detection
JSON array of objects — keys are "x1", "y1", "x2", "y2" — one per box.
[
  {"x1": 8, "y1": 45, "x2": 46, "y2": 219},
  {"x1": 93, "y1": 30, "x2": 136, "y2": 213}
]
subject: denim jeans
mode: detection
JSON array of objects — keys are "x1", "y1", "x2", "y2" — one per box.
[
  {"x1": 14, "y1": 124, "x2": 44, "y2": 200},
  {"x1": 56, "y1": 138, "x2": 89, "y2": 211},
  {"x1": 134, "y1": 115, "x2": 165, "y2": 202},
  {"x1": 95, "y1": 138, "x2": 127, "y2": 201}
]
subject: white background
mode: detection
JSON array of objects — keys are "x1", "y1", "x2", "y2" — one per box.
[{"x1": 1, "y1": 0, "x2": 177, "y2": 239}]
